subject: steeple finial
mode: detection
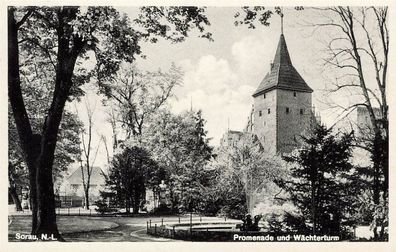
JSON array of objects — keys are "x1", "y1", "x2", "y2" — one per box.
[{"x1": 280, "y1": 8, "x2": 284, "y2": 34}]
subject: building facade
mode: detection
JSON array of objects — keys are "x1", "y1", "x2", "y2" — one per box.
[
  {"x1": 220, "y1": 130, "x2": 245, "y2": 147},
  {"x1": 58, "y1": 166, "x2": 106, "y2": 207},
  {"x1": 245, "y1": 33, "x2": 315, "y2": 154}
]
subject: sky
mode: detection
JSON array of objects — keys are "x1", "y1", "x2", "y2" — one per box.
[
  {"x1": 68, "y1": 6, "x2": 381, "y2": 171},
  {"x1": 125, "y1": 7, "x2": 327, "y2": 140}
]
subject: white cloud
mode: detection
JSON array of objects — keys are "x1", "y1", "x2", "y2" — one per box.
[
  {"x1": 168, "y1": 35, "x2": 280, "y2": 145},
  {"x1": 176, "y1": 55, "x2": 237, "y2": 95},
  {"x1": 231, "y1": 35, "x2": 274, "y2": 86},
  {"x1": 170, "y1": 42, "x2": 267, "y2": 145}
]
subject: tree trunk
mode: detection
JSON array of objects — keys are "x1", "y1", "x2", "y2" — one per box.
[
  {"x1": 311, "y1": 168, "x2": 317, "y2": 236},
  {"x1": 8, "y1": 7, "x2": 83, "y2": 241},
  {"x1": 372, "y1": 168, "x2": 380, "y2": 240},
  {"x1": 8, "y1": 8, "x2": 39, "y2": 234},
  {"x1": 84, "y1": 188, "x2": 90, "y2": 210},
  {"x1": 133, "y1": 191, "x2": 140, "y2": 214},
  {"x1": 33, "y1": 79, "x2": 75, "y2": 240},
  {"x1": 125, "y1": 197, "x2": 130, "y2": 213},
  {"x1": 29, "y1": 134, "x2": 41, "y2": 233},
  {"x1": 33, "y1": 9, "x2": 83, "y2": 238},
  {"x1": 246, "y1": 191, "x2": 254, "y2": 214},
  {"x1": 9, "y1": 185, "x2": 22, "y2": 211},
  {"x1": 35, "y1": 161, "x2": 61, "y2": 239}
]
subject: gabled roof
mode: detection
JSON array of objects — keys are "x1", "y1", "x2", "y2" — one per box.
[
  {"x1": 253, "y1": 34, "x2": 313, "y2": 97},
  {"x1": 67, "y1": 166, "x2": 105, "y2": 185}
]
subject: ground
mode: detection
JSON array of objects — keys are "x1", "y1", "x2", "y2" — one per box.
[
  {"x1": 9, "y1": 215, "x2": 177, "y2": 242},
  {"x1": 8, "y1": 205, "x2": 373, "y2": 241},
  {"x1": 8, "y1": 205, "x2": 235, "y2": 242}
]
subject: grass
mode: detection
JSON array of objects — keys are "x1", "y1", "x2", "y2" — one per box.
[{"x1": 8, "y1": 215, "x2": 119, "y2": 239}]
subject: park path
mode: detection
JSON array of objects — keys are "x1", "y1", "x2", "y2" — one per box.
[
  {"x1": 63, "y1": 215, "x2": 236, "y2": 242},
  {"x1": 63, "y1": 217, "x2": 175, "y2": 242},
  {"x1": 9, "y1": 209, "x2": 236, "y2": 242}
]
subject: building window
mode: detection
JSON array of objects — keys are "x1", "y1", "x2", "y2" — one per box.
[
  {"x1": 300, "y1": 108, "x2": 304, "y2": 115},
  {"x1": 259, "y1": 111, "x2": 262, "y2": 117},
  {"x1": 263, "y1": 93, "x2": 266, "y2": 99},
  {"x1": 263, "y1": 121, "x2": 266, "y2": 126},
  {"x1": 268, "y1": 108, "x2": 271, "y2": 114},
  {"x1": 286, "y1": 107, "x2": 290, "y2": 114},
  {"x1": 294, "y1": 91, "x2": 297, "y2": 97}
]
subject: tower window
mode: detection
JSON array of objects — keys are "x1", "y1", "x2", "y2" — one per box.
[
  {"x1": 294, "y1": 91, "x2": 297, "y2": 97},
  {"x1": 286, "y1": 107, "x2": 290, "y2": 114},
  {"x1": 259, "y1": 111, "x2": 262, "y2": 117},
  {"x1": 300, "y1": 109, "x2": 304, "y2": 115},
  {"x1": 268, "y1": 108, "x2": 271, "y2": 114}
]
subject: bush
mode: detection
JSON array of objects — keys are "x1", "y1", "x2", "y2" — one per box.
[
  {"x1": 94, "y1": 199, "x2": 118, "y2": 215},
  {"x1": 153, "y1": 204, "x2": 172, "y2": 214},
  {"x1": 219, "y1": 202, "x2": 247, "y2": 220}
]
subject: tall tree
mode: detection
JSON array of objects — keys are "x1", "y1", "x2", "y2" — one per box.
[
  {"x1": 8, "y1": 6, "x2": 211, "y2": 238},
  {"x1": 104, "y1": 63, "x2": 182, "y2": 139},
  {"x1": 8, "y1": 106, "x2": 81, "y2": 212},
  {"x1": 215, "y1": 134, "x2": 287, "y2": 214},
  {"x1": 75, "y1": 98, "x2": 102, "y2": 210},
  {"x1": 314, "y1": 7, "x2": 388, "y2": 240},
  {"x1": 105, "y1": 146, "x2": 161, "y2": 213},
  {"x1": 282, "y1": 125, "x2": 355, "y2": 236},
  {"x1": 144, "y1": 109, "x2": 214, "y2": 213}
]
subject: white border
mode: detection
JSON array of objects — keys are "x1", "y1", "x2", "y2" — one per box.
[{"x1": 1, "y1": 1, "x2": 394, "y2": 251}]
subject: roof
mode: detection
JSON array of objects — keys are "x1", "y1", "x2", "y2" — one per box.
[
  {"x1": 67, "y1": 166, "x2": 105, "y2": 185},
  {"x1": 228, "y1": 130, "x2": 244, "y2": 135},
  {"x1": 253, "y1": 34, "x2": 313, "y2": 97}
]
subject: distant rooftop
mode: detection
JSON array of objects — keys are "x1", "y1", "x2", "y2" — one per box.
[
  {"x1": 227, "y1": 130, "x2": 244, "y2": 135},
  {"x1": 67, "y1": 166, "x2": 105, "y2": 185}
]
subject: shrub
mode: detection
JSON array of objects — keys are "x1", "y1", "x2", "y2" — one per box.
[{"x1": 94, "y1": 199, "x2": 118, "y2": 215}]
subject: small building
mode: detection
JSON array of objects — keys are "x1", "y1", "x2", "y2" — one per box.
[
  {"x1": 220, "y1": 130, "x2": 244, "y2": 147},
  {"x1": 59, "y1": 166, "x2": 106, "y2": 207}
]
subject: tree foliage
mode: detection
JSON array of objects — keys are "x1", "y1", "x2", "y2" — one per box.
[
  {"x1": 213, "y1": 134, "x2": 287, "y2": 216},
  {"x1": 104, "y1": 63, "x2": 183, "y2": 139},
  {"x1": 144, "y1": 109, "x2": 214, "y2": 213},
  {"x1": 105, "y1": 146, "x2": 161, "y2": 213},
  {"x1": 282, "y1": 125, "x2": 356, "y2": 236},
  {"x1": 314, "y1": 6, "x2": 388, "y2": 240},
  {"x1": 9, "y1": 5, "x2": 211, "y2": 237},
  {"x1": 233, "y1": 7, "x2": 302, "y2": 29},
  {"x1": 8, "y1": 107, "x2": 82, "y2": 199}
]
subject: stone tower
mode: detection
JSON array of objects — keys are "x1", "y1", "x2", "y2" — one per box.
[{"x1": 250, "y1": 32, "x2": 313, "y2": 154}]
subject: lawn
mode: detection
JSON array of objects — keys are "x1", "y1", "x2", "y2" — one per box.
[{"x1": 9, "y1": 215, "x2": 119, "y2": 241}]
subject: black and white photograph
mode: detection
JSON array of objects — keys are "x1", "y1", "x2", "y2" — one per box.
[{"x1": 4, "y1": 2, "x2": 391, "y2": 247}]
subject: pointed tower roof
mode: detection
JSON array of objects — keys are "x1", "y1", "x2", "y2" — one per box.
[{"x1": 253, "y1": 34, "x2": 313, "y2": 97}]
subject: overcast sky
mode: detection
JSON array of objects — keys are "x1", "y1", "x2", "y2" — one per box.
[{"x1": 68, "y1": 6, "x2": 380, "y2": 171}]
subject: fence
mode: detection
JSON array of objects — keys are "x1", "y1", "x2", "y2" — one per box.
[
  {"x1": 146, "y1": 214, "x2": 230, "y2": 240},
  {"x1": 55, "y1": 207, "x2": 95, "y2": 216}
]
